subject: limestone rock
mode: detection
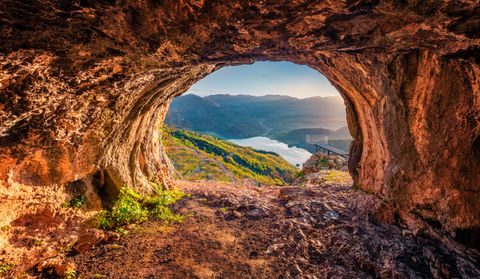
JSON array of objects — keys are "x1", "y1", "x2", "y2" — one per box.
[{"x1": 302, "y1": 153, "x2": 348, "y2": 174}]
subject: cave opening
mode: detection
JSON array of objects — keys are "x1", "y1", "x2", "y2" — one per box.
[
  {"x1": 1, "y1": 1, "x2": 480, "y2": 275},
  {"x1": 161, "y1": 61, "x2": 354, "y2": 187}
]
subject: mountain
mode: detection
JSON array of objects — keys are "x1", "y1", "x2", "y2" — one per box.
[
  {"x1": 331, "y1": 126, "x2": 351, "y2": 139},
  {"x1": 165, "y1": 94, "x2": 348, "y2": 139},
  {"x1": 162, "y1": 126, "x2": 298, "y2": 185},
  {"x1": 166, "y1": 94, "x2": 267, "y2": 138}
]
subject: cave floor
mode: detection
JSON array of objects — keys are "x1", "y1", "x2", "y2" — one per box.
[{"x1": 71, "y1": 181, "x2": 480, "y2": 279}]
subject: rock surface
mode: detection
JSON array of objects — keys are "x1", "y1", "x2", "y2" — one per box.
[
  {"x1": 0, "y1": 0, "x2": 479, "y2": 249},
  {"x1": 296, "y1": 153, "x2": 353, "y2": 187},
  {"x1": 301, "y1": 153, "x2": 348, "y2": 173},
  {"x1": 70, "y1": 180, "x2": 480, "y2": 278}
]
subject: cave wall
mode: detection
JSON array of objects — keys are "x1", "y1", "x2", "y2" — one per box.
[{"x1": 0, "y1": 0, "x2": 479, "y2": 234}]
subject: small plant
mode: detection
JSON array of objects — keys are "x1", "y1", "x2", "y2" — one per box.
[
  {"x1": 0, "y1": 225, "x2": 11, "y2": 232},
  {"x1": 57, "y1": 241, "x2": 76, "y2": 254},
  {"x1": 63, "y1": 268, "x2": 77, "y2": 279},
  {"x1": 115, "y1": 227, "x2": 129, "y2": 236},
  {"x1": 109, "y1": 244, "x2": 121, "y2": 250},
  {"x1": 97, "y1": 187, "x2": 186, "y2": 230},
  {"x1": 62, "y1": 195, "x2": 87, "y2": 209},
  {"x1": 143, "y1": 189, "x2": 185, "y2": 207},
  {"x1": 149, "y1": 205, "x2": 184, "y2": 223},
  {"x1": 70, "y1": 195, "x2": 87, "y2": 208},
  {"x1": 33, "y1": 239, "x2": 45, "y2": 247},
  {"x1": 93, "y1": 274, "x2": 106, "y2": 279},
  {"x1": 97, "y1": 188, "x2": 148, "y2": 229},
  {"x1": 219, "y1": 207, "x2": 229, "y2": 214},
  {"x1": 0, "y1": 262, "x2": 15, "y2": 275},
  {"x1": 142, "y1": 189, "x2": 185, "y2": 223},
  {"x1": 316, "y1": 157, "x2": 329, "y2": 167},
  {"x1": 96, "y1": 211, "x2": 112, "y2": 230}
]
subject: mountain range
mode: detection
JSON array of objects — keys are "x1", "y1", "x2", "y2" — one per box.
[{"x1": 165, "y1": 94, "x2": 351, "y2": 146}]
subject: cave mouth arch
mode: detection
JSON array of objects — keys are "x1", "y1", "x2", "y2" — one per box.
[
  {"x1": 99, "y1": 50, "x2": 480, "y2": 236},
  {"x1": 100, "y1": 58, "x2": 364, "y2": 192},
  {"x1": 0, "y1": 0, "x2": 479, "y2": 242},
  {"x1": 162, "y1": 61, "x2": 354, "y2": 185}
]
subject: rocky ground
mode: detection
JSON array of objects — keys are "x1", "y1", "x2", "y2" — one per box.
[
  {"x1": 2, "y1": 154, "x2": 479, "y2": 278},
  {"x1": 66, "y1": 178, "x2": 479, "y2": 279}
]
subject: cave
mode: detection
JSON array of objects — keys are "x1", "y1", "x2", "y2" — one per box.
[{"x1": 1, "y1": 0, "x2": 479, "y2": 257}]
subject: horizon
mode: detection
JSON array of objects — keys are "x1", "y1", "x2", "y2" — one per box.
[
  {"x1": 183, "y1": 92, "x2": 343, "y2": 100},
  {"x1": 185, "y1": 61, "x2": 340, "y2": 98}
]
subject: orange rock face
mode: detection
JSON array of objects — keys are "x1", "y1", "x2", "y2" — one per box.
[{"x1": 0, "y1": 0, "x2": 479, "y2": 247}]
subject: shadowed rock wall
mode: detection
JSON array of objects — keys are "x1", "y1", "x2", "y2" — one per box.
[{"x1": 0, "y1": 0, "x2": 479, "y2": 239}]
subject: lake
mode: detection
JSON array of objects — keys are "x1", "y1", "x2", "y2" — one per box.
[{"x1": 229, "y1": 136, "x2": 312, "y2": 166}]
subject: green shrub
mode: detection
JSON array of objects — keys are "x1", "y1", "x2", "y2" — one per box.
[
  {"x1": 0, "y1": 225, "x2": 11, "y2": 232},
  {"x1": 143, "y1": 189, "x2": 185, "y2": 206},
  {"x1": 64, "y1": 268, "x2": 77, "y2": 279},
  {"x1": 62, "y1": 195, "x2": 87, "y2": 209},
  {"x1": 33, "y1": 239, "x2": 45, "y2": 247},
  {"x1": 316, "y1": 157, "x2": 329, "y2": 167},
  {"x1": 57, "y1": 240, "x2": 76, "y2": 254},
  {"x1": 97, "y1": 187, "x2": 186, "y2": 230},
  {"x1": 218, "y1": 207, "x2": 229, "y2": 214},
  {"x1": 149, "y1": 205, "x2": 184, "y2": 223},
  {"x1": 110, "y1": 188, "x2": 149, "y2": 226},
  {"x1": 96, "y1": 211, "x2": 112, "y2": 230},
  {"x1": 97, "y1": 188, "x2": 148, "y2": 229},
  {"x1": 115, "y1": 227, "x2": 129, "y2": 236},
  {"x1": 70, "y1": 195, "x2": 87, "y2": 208},
  {"x1": 0, "y1": 263, "x2": 15, "y2": 275},
  {"x1": 143, "y1": 189, "x2": 185, "y2": 223}
]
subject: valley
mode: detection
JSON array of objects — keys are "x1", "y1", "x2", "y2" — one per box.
[
  {"x1": 165, "y1": 94, "x2": 352, "y2": 153},
  {"x1": 229, "y1": 136, "x2": 311, "y2": 166},
  {"x1": 162, "y1": 126, "x2": 299, "y2": 186}
]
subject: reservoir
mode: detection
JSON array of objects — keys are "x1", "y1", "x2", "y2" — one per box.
[{"x1": 229, "y1": 136, "x2": 312, "y2": 166}]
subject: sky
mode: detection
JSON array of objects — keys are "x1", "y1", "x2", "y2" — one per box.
[{"x1": 185, "y1": 61, "x2": 340, "y2": 98}]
